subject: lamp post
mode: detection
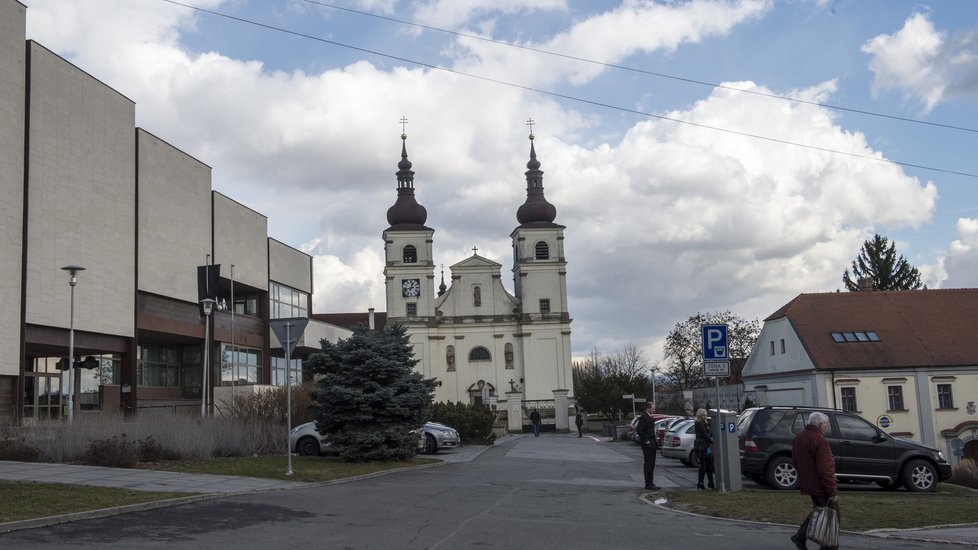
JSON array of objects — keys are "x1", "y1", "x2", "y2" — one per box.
[
  {"x1": 200, "y1": 298, "x2": 215, "y2": 418},
  {"x1": 61, "y1": 265, "x2": 85, "y2": 422},
  {"x1": 650, "y1": 367, "x2": 658, "y2": 410}
]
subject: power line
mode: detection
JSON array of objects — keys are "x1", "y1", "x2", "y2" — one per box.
[
  {"x1": 159, "y1": 0, "x2": 978, "y2": 179},
  {"x1": 302, "y1": 0, "x2": 978, "y2": 136}
]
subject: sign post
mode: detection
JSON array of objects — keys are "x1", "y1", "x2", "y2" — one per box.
[
  {"x1": 702, "y1": 324, "x2": 729, "y2": 492},
  {"x1": 271, "y1": 317, "x2": 309, "y2": 476}
]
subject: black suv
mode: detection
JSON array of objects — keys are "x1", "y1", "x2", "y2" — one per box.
[{"x1": 738, "y1": 406, "x2": 951, "y2": 492}]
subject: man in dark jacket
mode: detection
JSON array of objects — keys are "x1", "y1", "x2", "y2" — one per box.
[
  {"x1": 529, "y1": 409, "x2": 541, "y2": 437},
  {"x1": 636, "y1": 402, "x2": 659, "y2": 490},
  {"x1": 791, "y1": 411, "x2": 839, "y2": 550}
]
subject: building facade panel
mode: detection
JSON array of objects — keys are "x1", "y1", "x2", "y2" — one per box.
[
  {"x1": 25, "y1": 42, "x2": 136, "y2": 337},
  {"x1": 268, "y1": 238, "x2": 312, "y2": 294},
  {"x1": 213, "y1": 192, "x2": 268, "y2": 290},
  {"x1": 137, "y1": 129, "x2": 212, "y2": 302},
  {"x1": 0, "y1": 0, "x2": 26, "y2": 378}
]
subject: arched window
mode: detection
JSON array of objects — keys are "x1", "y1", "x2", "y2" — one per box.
[
  {"x1": 469, "y1": 347, "x2": 491, "y2": 361},
  {"x1": 403, "y1": 245, "x2": 417, "y2": 263},
  {"x1": 534, "y1": 241, "x2": 549, "y2": 260}
]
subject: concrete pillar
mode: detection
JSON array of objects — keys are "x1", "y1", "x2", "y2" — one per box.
[
  {"x1": 505, "y1": 391, "x2": 523, "y2": 433},
  {"x1": 553, "y1": 389, "x2": 570, "y2": 431}
]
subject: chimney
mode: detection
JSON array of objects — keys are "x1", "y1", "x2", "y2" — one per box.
[
  {"x1": 857, "y1": 277, "x2": 875, "y2": 291},
  {"x1": 368, "y1": 308, "x2": 375, "y2": 330}
]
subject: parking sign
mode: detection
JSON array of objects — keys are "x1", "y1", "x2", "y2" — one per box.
[{"x1": 702, "y1": 324, "x2": 729, "y2": 361}]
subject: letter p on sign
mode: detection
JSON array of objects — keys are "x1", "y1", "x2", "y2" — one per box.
[{"x1": 702, "y1": 324, "x2": 729, "y2": 361}]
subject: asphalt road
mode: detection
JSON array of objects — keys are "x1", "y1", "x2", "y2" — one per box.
[{"x1": 1, "y1": 434, "x2": 954, "y2": 549}]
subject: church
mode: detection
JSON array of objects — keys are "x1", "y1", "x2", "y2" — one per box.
[{"x1": 380, "y1": 128, "x2": 575, "y2": 427}]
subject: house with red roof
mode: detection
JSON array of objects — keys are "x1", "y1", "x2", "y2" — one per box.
[{"x1": 742, "y1": 289, "x2": 978, "y2": 465}]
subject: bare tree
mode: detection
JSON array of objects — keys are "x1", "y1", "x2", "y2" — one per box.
[
  {"x1": 662, "y1": 311, "x2": 760, "y2": 391},
  {"x1": 573, "y1": 345, "x2": 653, "y2": 419}
]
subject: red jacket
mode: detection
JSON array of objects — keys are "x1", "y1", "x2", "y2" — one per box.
[{"x1": 792, "y1": 424, "x2": 837, "y2": 497}]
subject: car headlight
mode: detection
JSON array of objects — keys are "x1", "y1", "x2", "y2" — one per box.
[{"x1": 938, "y1": 451, "x2": 947, "y2": 462}]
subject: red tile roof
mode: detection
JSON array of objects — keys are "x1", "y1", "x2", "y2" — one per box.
[{"x1": 766, "y1": 289, "x2": 978, "y2": 371}]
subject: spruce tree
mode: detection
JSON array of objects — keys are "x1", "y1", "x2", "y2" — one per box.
[
  {"x1": 306, "y1": 324, "x2": 436, "y2": 462},
  {"x1": 842, "y1": 234, "x2": 923, "y2": 291}
]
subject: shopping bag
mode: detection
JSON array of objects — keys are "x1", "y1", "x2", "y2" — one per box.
[{"x1": 805, "y1": 504, "x2": 839, "y2": 547}]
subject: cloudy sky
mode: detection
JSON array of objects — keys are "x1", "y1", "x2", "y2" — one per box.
[{"x1": 21, "y1": 0, "x2": 978, "y2": 363}]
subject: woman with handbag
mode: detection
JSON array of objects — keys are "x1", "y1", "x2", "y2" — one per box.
[
  {"x1": 791, "y1": 411, "x2": 840, "y2": 550},
  {"x1": 693, "y1": 408, "x2": 715, "y2": 490}
]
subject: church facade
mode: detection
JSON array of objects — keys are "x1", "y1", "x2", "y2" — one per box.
[{"x1": 381, "y1": 131, "x2": 574, "y2": 420}]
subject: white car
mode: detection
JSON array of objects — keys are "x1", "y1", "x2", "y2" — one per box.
[
  {"x1": 290, "y1": 420, "x2": 460, "y2": 456},
  {"x1": 660, "y1": 418, "x2": 700, "y2": 467}
]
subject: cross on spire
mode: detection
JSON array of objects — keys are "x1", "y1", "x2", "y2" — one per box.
[
  {"x1": 525, "y1": 117, "x2": 535, "y2": 138},
  {"x1": 472, "y1": 246, "x2": 479, "y2": 255},
  {"x1": 400, "y1": 116, "x2": 409, "y2": 135}
]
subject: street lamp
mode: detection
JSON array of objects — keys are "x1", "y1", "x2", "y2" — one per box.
[
  {"x1": 61, "y1": 265, "x2": 85, "y2": 422},
  {"x1": 200, "y1": 298, "x2": 216, "y2": 418},
  {"x1": 650, "y1": 367, "x2": 658, "y2": 410}
]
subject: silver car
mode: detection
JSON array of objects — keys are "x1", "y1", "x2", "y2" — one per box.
[
  {"x1": 660, "y1": 418, "x2": 700, "y2": 468},
  {"x1": 420, "y1": 422, "x2": 461, "y2": 454}
]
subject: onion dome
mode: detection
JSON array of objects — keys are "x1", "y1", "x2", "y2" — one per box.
[
  {"x1": 386, "y1": 132, "x2": 429, "y2": 228},
  {"x1": 516, "y1": 132, "x2": 557, "y2": 226},
  {"x1": 438, "y1": 265, "x2": 447, "y2": 296}
]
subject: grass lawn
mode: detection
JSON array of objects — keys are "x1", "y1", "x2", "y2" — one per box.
[
  {"x1": 1, "y1": 455, "x2": 439, "y2": 525},
  {"x1": 662, "y1": 485, "x2": 978, "y2": 531},
  {"x1": 0, "y1": 482, "x2": 187, "y2": 523}
]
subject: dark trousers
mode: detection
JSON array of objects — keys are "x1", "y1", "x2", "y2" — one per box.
[
  {"x1": 798, "y1": 495, "x2": 840, "y2": 550},
  {"x1": 576, "y1": 424, "x2": 583, "y2": 437},
  {"x1": 532, "y1": 422, "x2": 540, "y2": 436},
  {"x1": 642, "y1": 444, "x2": 657, "y2": 487},
  {"x1": 697, "y1": 450, "x2": 715, "y2": 487}
]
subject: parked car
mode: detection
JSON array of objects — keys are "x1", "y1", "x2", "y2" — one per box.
[
  {"x1": 420, "y1": 422, "x2": 461, "y2": 454},
  {"x1": 626, "y1": 414, "x2": 677, "y2": 444},
  {"x1": 738, "y1": 406, "x2": 952, "y2": 492},
  {"x1": 660, "y1": 418, "x2": 700, "y2": 467},
  {"x1": 656, "y1": 416, "x2": 687, "y2": 447},
  {"x1": 290, "y1": 421, "x2": 335, "y2": 456},
  {"x1": 290, "y1": 420, "x2": 460, "y2": 456}
]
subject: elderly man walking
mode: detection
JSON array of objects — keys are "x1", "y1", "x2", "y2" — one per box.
[{"x1": 791, "y1": 411, "x2": 839, "y2": 550}]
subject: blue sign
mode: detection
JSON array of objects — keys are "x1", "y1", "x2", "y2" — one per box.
[
  {"x1": 702, "y1": 324, "x2": 729, "y2": 361},
  {"x1": 729, "y1": 422, "x2": 736, "y2": 434}
]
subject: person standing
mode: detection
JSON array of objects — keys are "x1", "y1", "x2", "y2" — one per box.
[
  {"x1": 694, "y1": 408, "x2": 715, "y2": 490},
  {"x1": 530, "y1": 408, "x2": 541, "y2": 437},
  {"x1": 575, "y1": 411, "x2": 584, "y2": 438},
  {"x1": 791, "y1": 411, "x2": 839, "y2": 550},
  {"x1": 636, "y1": 402, "x2": 660, "y2": 490}
]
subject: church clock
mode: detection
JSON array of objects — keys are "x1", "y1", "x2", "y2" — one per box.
[{"x1": 401, "y1": 278, "x2": 421, "y2": 298}]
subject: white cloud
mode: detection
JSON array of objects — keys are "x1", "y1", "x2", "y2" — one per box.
[
  {"x1": 862, "y1": 12, "x2": 978, "y2": 112},
  {"x1": 940, "y1": 218, "x2": 978, "y2": 288}
]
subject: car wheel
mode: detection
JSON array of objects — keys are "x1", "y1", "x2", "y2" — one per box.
[
  {"x1": 296, "y1": 436, "x2": 321, "y2": 456},
  {"x1": 766, "y1": 456, "x2": 799, "y2": 490},
  {"x1": 902, "y1": 459, "x2": 938, "y2": 492},
  {"x1": 424, "y1": 434, "x2": 438, "y2": 455},
  {"x1": 689, "y1": 450, "x2": 701, "y2": 469}
]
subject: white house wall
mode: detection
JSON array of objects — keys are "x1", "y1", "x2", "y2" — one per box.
[
  {"x1": 136, "y1": 129, "x2": 211, "y2": 302},
  {"x1": 0, "y1": 0, "x2": 25, "y2": 377},
  {"x1": 213, "y1": 192, "x2": 267, "y2": 289},
  {"x1": 25, "y1": 42, "x2": 136, "y2": 337}
]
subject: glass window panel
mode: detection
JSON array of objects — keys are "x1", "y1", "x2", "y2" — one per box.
[
  {"x1": 843, "y1": 332, "x2": 857, "y2": 342},
  {"x1": 831, "y1": 333, "x2": 845, "y2": 343},
  {"x1": 867, "y1": 332, "x2": 880, "y2": 341},
  {"x1": 855, "y1": 332, "x2": 869, "y2": 342}
]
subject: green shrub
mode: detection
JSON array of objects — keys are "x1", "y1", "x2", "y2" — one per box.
[
  {"x1": 80, "y1": 434, "x2": 138, "y2": 468},
  {"x1": 431, "y1": 402, "x2": 496, "y2": 445},
  {"x1": 0, "y1": 438, "x2": 40, "y2": 462}
]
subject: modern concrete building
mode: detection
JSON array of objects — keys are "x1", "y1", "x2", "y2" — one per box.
[
  {"x1": 742, "y1": 289, "x2": 978, "y2": 466},
  {"x1": 1, "y1": 0, "x2": 348, "y2": 424}
]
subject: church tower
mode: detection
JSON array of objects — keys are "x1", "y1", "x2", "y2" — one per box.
[
  {"x1": 383, "y1": 131, "x2": 435, "y2": 321},
  {"x1": 511, "y1": 129, "x2": 573, "y2": 394}
]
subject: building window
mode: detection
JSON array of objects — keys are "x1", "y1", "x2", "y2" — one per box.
[
  {"x1": 138, "y1": 345, "x2": 180, "y2": 387},
  {"x1": 937, "y1": 384, "x2": 954, "y2": 409},
  {"x1": 770, "y1": 341, "x2": 775, "y2": 355},
  {"x1": 271, "y1": 356, "x2": 303, "y2": 386},
  {"x1": 406, "y1": 303, "x2": 417, "y2": 317},
  {"x1": 780, "y1": 339, "x2": 785, "y2": 354},
  {"x1": 540, "y1": 299, "x2": 551, "y2": 314},
  {"x1": 535, "y1": 241, "x2": 549, "y2": 260},
  {"x1": 840, "y1": 387, "x2": 857, "y2": 412},
  {"x1": 887, "y1": 385, "x2": 905, "y2": 411},
  {"x1": 403, "y1": 245, "x2": 418, "y2": 263},
  {"x1": 270, "y1": 283, "x2": 308, "y2": 319},
  {"x1": 469, "y1": 347, "x2": 491, "y2": 361},
  {"x1": 830, "y1": 331, "x2": 881, "y2": 343},
  {"x1": 220, "y1": 344, "x2": 262, "y2": 385}
]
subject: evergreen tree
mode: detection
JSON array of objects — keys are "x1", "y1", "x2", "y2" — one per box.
[
  {"x1": 305, "y1": 324, "x2": 436, "y2": 462},
  {"x1": 842, "y1": 234, "x2": 923, "y2": 291}
]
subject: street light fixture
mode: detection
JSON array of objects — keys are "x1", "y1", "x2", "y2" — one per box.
[
  {"x1": 61, "y1": 265, "x2": 85, "y2": 422},
  {"x1": 200, "y1": 298, "x2": 216, "y2": 418}
]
